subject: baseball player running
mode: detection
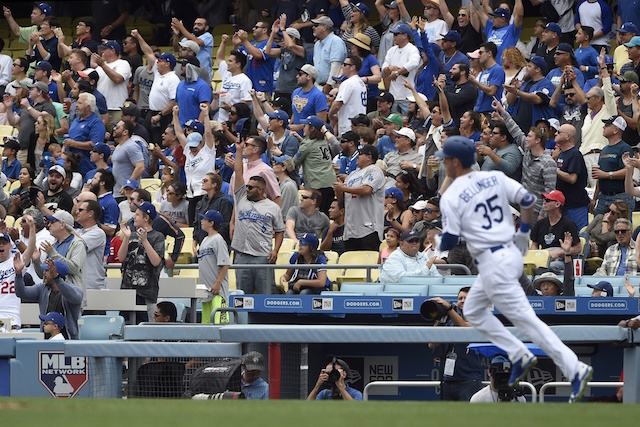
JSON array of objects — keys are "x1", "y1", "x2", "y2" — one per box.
[{"x1": 435, "y1": 136, "x2": 593, "y2": 403}]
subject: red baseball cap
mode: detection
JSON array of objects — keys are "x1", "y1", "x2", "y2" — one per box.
[{"x1": 542, "y1": 190, "x2": 565, "y2": 206}]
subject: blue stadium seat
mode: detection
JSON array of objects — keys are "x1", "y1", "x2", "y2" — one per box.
[
  {"x1": 442, "y1": 276, "x2": 477, "y2": 286},
  {"x1": 398, "y1": 276, "x2": 444, "y2": 285},
  {"x1": 340, "y1": 283, "x2": 384, "y2": 295},
  {"x1": 578, "y1": 276, "x2": 625, "y2": 287},
  {"x1": 78, "y1": 315, "x2": 125, "y2": 340},
  {"x1": 429, "y1": 284, "x2": 465, "y2": 297},
  {"x1": 381, "y1": 284, "x2": 430, "y2": 296}
]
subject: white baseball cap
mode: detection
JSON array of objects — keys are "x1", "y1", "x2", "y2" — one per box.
[
  {"x1": 393, "y1": 127, "x2": 416, "y2": 142},
  {"x1": 407, "y1": 93, "x2": 427, "y2": 103}
]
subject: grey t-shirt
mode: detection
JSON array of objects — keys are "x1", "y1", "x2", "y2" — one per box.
[
  {"x1": 133, "y1": 66, "x2": 154, "y2": 110},
  {"x1": 198, "y1": 233, "x2": 230, "y2": 303},
  {"x1": 286, "y1": 205, "x2": 330, "y2": 238},
  {"x1": 111, "y1": 137, "x2": 145, "y2": 194},
  {"x1": 76, "y1": 224, "x2": 107, "y2": 290},
  {"x1": 343, "y1": 164, "x2": 386, "y2": 241},
  {"x1": 294, "y1": 137, "x2": 337, "y2": 190},
  {"x1": 279, "y1": 177, "x2": 299, "y2": 220},
  {"x1": 18, "y1": 101, "x2": 57, "y2": 149},
  {"x1": 231, "y1": 184, "x2": 285, "y2": 257},
  {"x1": 160, "y1": 199, "x2": 189, "y2": 225}
]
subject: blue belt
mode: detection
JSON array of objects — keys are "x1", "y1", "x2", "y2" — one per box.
[{"x1": 490, "y1": 245, "x2": 504, "y2": 253}]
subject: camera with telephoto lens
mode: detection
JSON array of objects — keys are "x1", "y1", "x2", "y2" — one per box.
[
  {"x1": 324, "y1": 358, "x2": 343, "y2": 385},
  {"x1": 490, "y1": 356, "x2": 524, "y2": 402},
  {"x1": 420, "y1": 300, "x2": 456, "y2": 323}
]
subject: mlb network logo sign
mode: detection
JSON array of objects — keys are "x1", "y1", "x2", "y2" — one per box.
[
  {"x1": 38, "y1": 351, "x2": 88, "y2": 398},
  {"x1": 312, "y1": 298, "x2": 333, "y2": 310},
  {"x1": 233, "y1": 297, "x2": 254, "y2": 309},
  {"x1": 392, "y1": 298, "x2": 414, "y2": 311}
]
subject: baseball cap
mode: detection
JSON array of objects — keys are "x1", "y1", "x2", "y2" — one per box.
[
  {"x1": 134, "y1": 201, "x2": 157, "y2": 220},
  {"x1": 489, "y1": 7, "x2": 511, "y2": 20},
  {"x1": 36, "y1": 3, "x2": 53, "y2": 16},
  {"x1": 619, "y1": 22, "x2": 639, "y2": 35},
  {"x1": 544, "y1": 22, "x2": 561, "y2": 36},
  {"x1": 548, "y1": 118, "x2": 560, "y2": 131},
  {"x1": 285, "y1": 27, "x2": 301, "y2": 40},
  {"x1": 100, "y1": 40, "x2": 122, "y2": 54},
  {"x1": 384, "y1": 1, "x2": 399, "y2": 9},
  {"x1": 186, "y1": 132, "x2": 203, "y2": 147},
  {"x1": 48, "y1": 164, "x2": 66, "y2": 179},
  {"x1": 376, "y1": 92, "x2": 394, "y2": 103},
  {"x1": 407, "y1": 92, "x2": 427, "y2": 103},
  {"x1": 155, "y1": 52, "x2": 177, "y2": 69},
  {"x1": 385, "y1": 186, "x2": 405, "y2": 201},
  {"x1": 347, "y1": 33, "x2": 372, "y2": 51},
  {"x1": 27, "y1": 81, "x2": 49, "y2": 94},
  {"x1": 272, "y1": 96, "x2": 291, "y2": 112},
  {"x1": 267, "y1": 109, "x2": 289, "y2": 125},
  {"x1": 467, "y1": 49, "x2": 481, "y2": 60},
  {"x1": 272, "y1": 154, "x2": 295, "y2": 172},
  {"x1": 393, "y1": 127, "x2": 416, "y2": 142},
  {"x1": 587, "y1": 281, "x2": 614, "y2": 297},
  {"x1": 300, "y1": 115, "x2": 325, "y2": 130},
  {"x1": 187, "y1": 120, "x2": 205, "y2": 135},
  {"x1": 121, "y1": 102, "x2": 141, "y2": 117},
  {"x1": 529, "y1": 56, "x2": 547, "y2": 73},
  {"x1": 382, "y1": 113, "x2": 403, "y2": 127},
  {"x1": 532, "y1": 272, "x2": 562, "y2": 291},
  {"x1": 626, "y1": 36, "x2": 640, "y2": 48},
  {"x1": 41, "y1": 260, "x2": 70, "y2": 279},
  {"x1": 92, "y1": 143, "x2": 111, "y2": 159},
  {"x1": 435, "y1": 136, "x2": 477, "y2": 167},
  {"x1": 178, "y1": 39, "x2": 201, "y2": 54},
  {"x1": 297, "y1": 64, "x2": 319, "y2": 81},
  {"x1": 0, "y1": 232, "x2": 11, "y2": 243},
  {"x1": 242, "y1": 351, "x2": 265, "y2": 371},
  {"x1": 350, "y1": 113, "x2": 370, "y2": 127},
  {"x1": 358, "y1": 144, "x2": 379, "y2": 162},
  {"x1": 409, "y1": 200, "x2": 427, "y2": 211},
  {"x1": 602, "y1": 115, "x2": 628, "y2": 131},
  {"x1": 340, "y1": 131, "x2": 360, "y2": 144},
  {"x1": 556, "y1": 42, "x2": 574, "y2": 55},
  {"x1": 619, "y1": 71, "x2": 639, "y2": 84},
  {"x1": 39, "y1": 311, "x2": 65, "y2": 329},
  {"x1": 441, "y1": 30, "x2": 461, "y2": 45},
  {"x1": 123, "y1": 178, "x2": 139, "y2": 190},
  {"x1": 199, "y1": 209, "x2": 223, "y2": 225},
  {"x1": 45, "y1": 210, "x2": 74, "y2": 229},
  {"x1": 34, "y1": 60, "x2": 52, "y2": 73},
  {"x1": 350, "y1": 2, "x2": 370, "y2": 17},
  {"x1": 400, "y1": 229, "x2": 420, "y2": 242},
  {"x1": 299, "y1": 233, "x2": 320, "y2": 248},
  {"x1": 490, "y1": 355, "x2": 511, "y2": 369},
  {"x1": 3, "y1": 138, "x2": 20, "y2": 151},
  {"x1": 311, "y1": 16, "x2": 334, "y2": 28},
  {"x1": 542, "y1": 189, "x2": 565, "y2": 206},
  {"x1": 390, "y1": 23, "x2": 412, "y2": 36}
]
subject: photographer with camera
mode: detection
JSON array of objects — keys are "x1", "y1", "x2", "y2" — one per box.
[
  {"x1": 470, "y1": 356, "x2": 527, "y2": 403},
  {"x1": 425, "y1": 287, "x2": 483, "y2": 401},
  {"x1": 307, "y1": 356, "x2": 362, "y2": 401}
]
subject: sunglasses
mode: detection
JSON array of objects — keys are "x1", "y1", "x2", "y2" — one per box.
[
  {"x1": 245, "y1": 184, "x2": 259, "y2": 190},
  {"x1": 425, "y1": 208, "x2": 438, "y2": 214},
  {"x1": 300, "y1": 194, "x2": 311, "y2": 199},
  {"x1": 607, "y1": 208, "x2": 619, "y2": 215},
  {"x1": 153, "y1": 312, "x2": 162, "y2": 317},
  {"x1": 614, "y1": 229, "x2": 630, "y2": 234}
]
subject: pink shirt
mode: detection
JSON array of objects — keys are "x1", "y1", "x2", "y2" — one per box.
[{"x1": 229, "y1": 158, "x2": 281, "y2": 202}]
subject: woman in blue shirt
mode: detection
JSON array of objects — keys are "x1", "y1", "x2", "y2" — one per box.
[
  {"x1": 347, "y1": 33, "x2": 381, "y2": 113},
  {"x1": 280, "y1": 233, "x2": 331, "y2": 295}
]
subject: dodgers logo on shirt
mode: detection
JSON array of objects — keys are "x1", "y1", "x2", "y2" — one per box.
[{"x1": 38, "y1": 351, "x2": 88, "y2": 398}]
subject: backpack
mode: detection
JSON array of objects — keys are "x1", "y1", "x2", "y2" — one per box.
[{"x1": 188, "y1": 358, "x2": 242, "y2": 397}]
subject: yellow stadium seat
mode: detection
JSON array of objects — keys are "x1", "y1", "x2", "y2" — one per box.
[
  {"x1": 335, "y1": 250, "x2": 380, "y2": 283},
  {"x1": 140, "y1": 178, "x2": 161, "y2": 191},
  {"x1": 324, "y1": 251, "x2": 339, "y2": 264},
  {"x1": 8, "y1": 180, "x2": 20, "y2": 194},
  {"x1": 4, "y1": 215, "x2": 14, "y2": 227},
  {"x1": 278, "y1": 238, "x2": 298, "y2": 252},
  {"x1": 0, "y1": 125, "x2": 16, "y2": 141},
  {"x1": 633, "y1": 211, "x2": 640, "y2": 228},
  {"x1": 522, "y1": 249, "x2": 550, "y2": 276},
  {"x1": 106, "y1": 267, "x2": 122, "y2": 278}
]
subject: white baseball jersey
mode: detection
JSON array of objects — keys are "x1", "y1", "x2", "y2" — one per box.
[
  {"x1": 440, "y1": 171, "x2": 533, "y2": 257},
  {"x1": 0, "y1": 255, "x2": 19, "y2": 327},
  {"x1": 335, "y1": 75, "x2": 367, "y2": 136}
]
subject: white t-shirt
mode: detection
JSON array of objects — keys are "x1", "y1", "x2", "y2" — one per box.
[
  {"x1": 50, "y1": 333, "x2": 66, "y2": 341},
  {"x1": 335, "y1": 75, "x2": 367, "y2": 137},
  {"x1": 20, "y1": 228, "x2": 54, "y2": 282},
  {"x1": 185, "y1": 143, "x2": 216, "y2": 198},
  {"x1": 118, "y1": 199, "x2": 134, "y2": 223},
  {"x1": 470, "y1": 385, "x2": 527, "y2": 403},
  {"x1": 381, "y1": 43, "x2": 422, "y2": 102},
  {"x1": 148, "y1": 63, "x2": 181, "y2": 111},
  {"x1": 215, "y1": 60, "x2": 252, "y2": 123},
  {"x1": 96, "y1": 59, "x2": 133, "y2": 110},
  {"x1": 423, "y1": 19, "x2": 448, "y2": 43},
  {"x1": 0, "y1": 255, "x2": 19, "y2": 327}
]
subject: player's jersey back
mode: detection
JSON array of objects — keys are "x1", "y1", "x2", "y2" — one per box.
[
  {"x1": 440, "y1": 171, "x2": 530, "y2": 257},
  {"x1": 0, "y1": 256, "x2": 19, "y2": 327}
]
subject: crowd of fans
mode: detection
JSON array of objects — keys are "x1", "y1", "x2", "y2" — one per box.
[{"x1": 1, "y1": 0, "x2": 640, "y2": 338}]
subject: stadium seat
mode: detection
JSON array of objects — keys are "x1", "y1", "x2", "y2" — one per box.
[
  {"x1": 335, "y1": 250, "x2": 380, "y2": 283},
  {"x1": 0, "y1": 125, "x2": 16, "y2": 140},
  {"x1": 324, "y1": 251, "x2": 339, "y2": 264},
  {"x1": 381, "y1": 284, "x2": 430, "y2": 296},
  {"x1": 4, "y1": 215, "x2": 14, "y2": 227},
  {"x1": 633, "y1": 212, "x2": 640, "y2": 228},
  {"x1": 339, "y1": 282, "x2": 384, "y2": 295},
  {"x1": 522, "y1": 249, "x2": 550, "y2": 276},
  {"x1": 140, "y1": 178, "x2": 161, "y2": 191},
  {"x1": 442, "y1": 276, "x2": 477, "y2": 286},
  {"x1": 78, "y1": 315, "x2": 125, "y2": 340},
  {"x1": 278, "y1": 238, "x2": 298, "y2": 252},
  {"x1": 578, "y1": 276, "x2": 625, "y2": 287},
  {"x1": 398, "y1": 276, "x2": 444, "y2": 285},
  {"x1": 8, "y1": 180, "x2": 20, "y2": 194},
  {"x1": 429, "y1": 284, "x2": 464, "y2": 297},
  {"x1": 106, "y1": 267, "x2": 122, "y2": 278}
]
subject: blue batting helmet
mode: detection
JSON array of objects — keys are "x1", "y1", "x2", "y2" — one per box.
[{"x1": 435, "y1": 136, "x2": 476, "y2": 167}]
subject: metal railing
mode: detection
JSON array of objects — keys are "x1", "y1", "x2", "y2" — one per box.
[{"x1": 538, "y1": 381, "x2": 623, "y2": 402}]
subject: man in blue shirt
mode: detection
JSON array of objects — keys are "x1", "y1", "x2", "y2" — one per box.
[
  {"x1": 171, "y1": 17, "x2": 214, "y2": 79},
  {"x1": 308, "y1": 357, "x2": 362, "y2": 400},
  {"x1": 504, "y1": 56, "x2": 556, "y2": 133},
  {"x1": 472, "y1": 42, "x2": 504, "y2": 115},
  {"x1": 174, "y1": 56, "x2": 212, "y2": 126},
  {"x1": 311, "y1": 16, "x2": 347, "y2": 91},
  {"x1": 65, "y1": 92, "x2": 106, "y2": 176},
  {"x1": 240, "y1": 351, "x2": 269, "y2": 399},
  {"x1": 472, "y1": 0, "x2": 523, "y2": 65},
  {"x1": 2, "y1": 138, "x2": 21, "y2": 182},
  {"x1": 338, "y1": 131, "x2": 359, "y2": 179},
  {"x1": 438, "y1": 30, "x2": 470, "y2": 86},
  {"x1": 290, "y1": 64, "x2": 328, "y2": 133},
  {"x1": 237, "y1": 22, "x2": 277, "y2": 94}
]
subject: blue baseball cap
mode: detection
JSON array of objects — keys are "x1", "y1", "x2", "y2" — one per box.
[
  {"x1": 34, "y1": 60, "x2": 52, "y2": 73},
  {"x1": 350, "y1": 2, "x2": 370, "y2": 17},
  {"x1": 390, "y1": 23, "x2": 412, "y2": 36},
  {"x1": 186, "y1": 120, "x2": 205, "y2": 135},
  {"x1": 400, "y1": 229, "x2": 420, "y2": 242},
  {"x1": 385, "y1": 186, "x2": 405, "y2": 201},
  {"x1": 604, "y1": 54, "x2": 614, "y2": 65},
  {"x1": 556, "y1": 42, "x2": 574, "y2": 55},
  {"x1": 123, "y1": 178, "x2": 139, "y2": 190},
  {"x1": 186, "y1": 132, "x2": 203, "y2": 147},
  {"x1": 435, "y1": 136, "x2": 477, "y2": 167},
  {"x1": 619, "y1": 22, "x2": 639, "y2": 35},
  {"x1": 199, "y1": 209, "x2": 223, "y2": 225},
  {"x1": 39, "y1": 311, "x2": 65, "y2": 329},
  {"x1": 489, "y1": 7, "x2": 511, "y2": 20},
  {"x1": 625, "y1": 36, "x2": 640, "y2": 48},
  {"x1": 441, "y1": 30, "x2": 461, "y2": 45},
  {"x1": 267, "y1": 109, "x2": 289, "y2": 125},
  {"x1": 155, "y1": 52, "x2": 177, "y2": 69},
  {"x1": 0, "y1": 232, "x2": 11, "y2": 243},
  {"x1": 92, "y1": 143, "x2": 111, "y2": 159},
  {"x1": 544, "y1": 22, "x2": 561, "y2": 36},
  {"x1": 587, "y1": 281, "x2": 614, "y2": 297},
  {"x1": 100, "y1": 40, "x2": 121, "y2": 54},
  {"x1": 300, "y1": 115, "x2": 325, "y2": 130},
  {"x1": 298, "y1": 233, "x2": 319, "y2": 248},
  {"x1": 37, "y1": 3, "x2": 53, "y2": 16},
  {"x1": 134, "y1": 201, "x2": 157, "y2": 220},
  {"x1": 41, "y1": 260, "x2": 70, "y2": 278},
  {"x1": 529, "y1": 55, "x2": 547, "y2": 73}
]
